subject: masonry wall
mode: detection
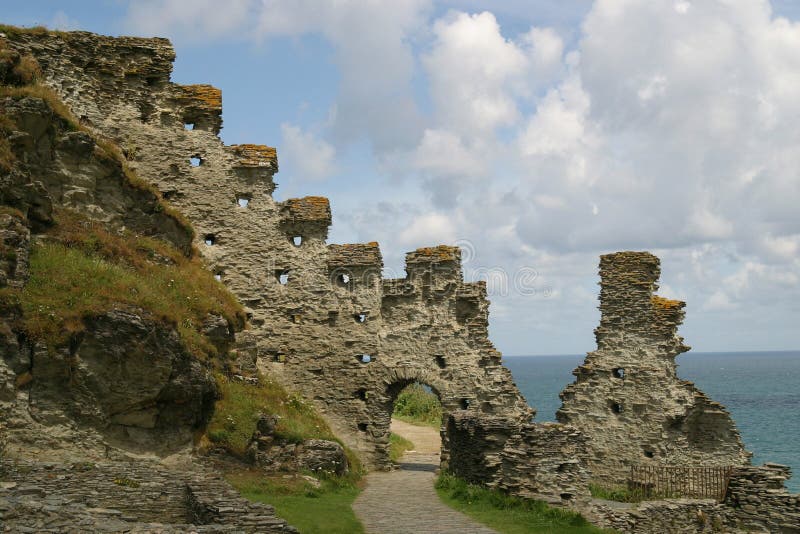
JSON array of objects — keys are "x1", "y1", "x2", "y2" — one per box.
[
  {"x1": 587, "y1": 464, "x2": 800, "y2": 533},
  {"x1": 445, "y1": 411, "x2": 591, "y2": 506},
  {"x1": 6, "y1": 30, "x2": 531, "y2": 468},
  {"x1": 557, "y1": 252, "x2": 751, "y2": 485}
]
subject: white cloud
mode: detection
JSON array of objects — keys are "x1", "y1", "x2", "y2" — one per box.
[
  {"x1": 50, "y1": 10, "x2": 81, "y2": 31},
  {"x1": 423, "y1": 11, "x2": 527, "y2": 136},
  {"x1": 398, "y1": 213, "x2": 457, "y2": 249},
  {"x1": 280, "y1": 123, "x2": 336, "y2": 182},
  {"x1": 126, "y1": 0, "x2": 254, "y2": 39},
  {"x1": 119, "y1": 0, "x2": 800, "y2": 353}
]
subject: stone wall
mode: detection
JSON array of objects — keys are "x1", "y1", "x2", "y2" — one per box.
[
  {"x1": 5, "y1": 29, "x2": 531, "y2": 468},
  {"x1": 726, "y1": 464, "x2": 800, "y2": 533},
  {"x1": 557, "y1": 252, "x2": 750, "y2": 485},
  {"x1": 445, "y1": 411, "x2": 591, "y2": 506},
  {"x1": 586, "y1": 464, "x2": 800, "y2": 533},
  {"x1": 0, "y1": 459, "x2": 296, "y2": 532}
]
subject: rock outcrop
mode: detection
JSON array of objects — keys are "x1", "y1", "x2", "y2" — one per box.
[{"x1": 557, "y1": 252, "x2": 751, "y2": 485}]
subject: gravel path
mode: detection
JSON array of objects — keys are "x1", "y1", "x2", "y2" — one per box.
[{"x1": 352, "y1": 419, "x2": 497, "y2": 534}]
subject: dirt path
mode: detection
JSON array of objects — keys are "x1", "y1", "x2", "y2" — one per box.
[{"x1": 351, "y1": 419, "x2": 497, "y2": 534}]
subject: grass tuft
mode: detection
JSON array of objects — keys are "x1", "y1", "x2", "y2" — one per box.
[
  {"x1": 436, "y1": 473, "x2": 613, "y2": 534},
  {"x1": 393, "y1": 383, "x2": 442, "y2": 427},
  {"x1": 19, "y1": 209, "x2": 244, "y2": 358},
  {"x1": 589, "y1": 482, "x2": 675, "y2": 503},
  {"x1": 389, "y1": 432, "x2": 414, "y2": 463}
]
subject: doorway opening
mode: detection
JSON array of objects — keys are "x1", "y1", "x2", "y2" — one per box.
[{"x1": 387, "y1": 382, "x2": 444, "y2": 467}]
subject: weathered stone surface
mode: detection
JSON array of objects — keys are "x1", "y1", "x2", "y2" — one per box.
[
  {"x1": 7, "y1": 29, "x2": 531, "y2": 469},
  {"x1": 245, "y1": 415, "x2": 349, "y2": 476},
  {"x1": 0, "y1": 459, "x2": 296, "y2": 532},
  {"x1": 557, "y1": 252, "x2": 751, "y2": 485},
  {"x1": 446, "y1": 411, "x2": 591, "y2": 506}
]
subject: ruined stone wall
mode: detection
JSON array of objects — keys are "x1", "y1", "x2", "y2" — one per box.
[
  {"x1": 0, "y1": 459, "x2": 296, "y2": 532},
  {"x1": 586, "y1": 464, "x2": 800, "y2": 533},
  {"x1": 726, "y1": 463, "x2": 800, "y2": 532},
  {"x1": 557, "y1": 252, "x2": 751, "y2": 485},
  {"x1": 6, "y1": 30, "x2": 531, "y2": 468},
  {"x1": 445, "y1": 411, "x2": 591, "y2": 506}
]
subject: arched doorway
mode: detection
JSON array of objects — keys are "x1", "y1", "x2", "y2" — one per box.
[{"x1": 389, "y1": 382, "x2": 444, "y2": 468}]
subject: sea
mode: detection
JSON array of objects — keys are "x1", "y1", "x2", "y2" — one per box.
[{"x1": 504, "y1": 351, "x2": 800, "y2": 493}]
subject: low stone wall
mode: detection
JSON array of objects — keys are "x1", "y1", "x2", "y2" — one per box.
[
  {"x1": 586, "y1": 464, "x2": 800, "y2": 533},
  {"x1": 445, "y1": 411, "x2": 590, "y2": 505},
  {"x1": 726, "y1": 464, "x2": 800, "y2": 533},
  {"x1": 0, "y1": 459, "x2": 296, "y2": 532}
]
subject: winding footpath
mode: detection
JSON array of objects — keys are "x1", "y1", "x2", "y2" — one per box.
[{"x1": 352, "y1": 419, "x2": 497, "y2": 534}]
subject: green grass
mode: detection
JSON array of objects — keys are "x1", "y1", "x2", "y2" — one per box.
[
  {"x1": 436, "y1": 473, "x2": 613, "y2": 534},
  {"x1": 393, "y1": 383, "x2": 442, "y2": 427},
  {"x1": 389, "y1": 432, "x2": 414, "y2": 463},
  {"x1": 227, "y1": 469, "x2": 364, "y2": 534},
  {"x1": 589, "y1": 483, "x2": 674, "y2": 503},
  {"x1": 19, "y1": 210, "x2": 244, "y2": 359},
  {"x1": 207, "y1": 374, "x2": 362, "y2": 471}
]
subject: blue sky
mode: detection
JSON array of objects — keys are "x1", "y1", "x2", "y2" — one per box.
[{"x1": 5, "y1": 1, "x2": 800, "y2": 355}]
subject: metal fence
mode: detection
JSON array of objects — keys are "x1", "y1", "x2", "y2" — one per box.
[{"x1": 629, "y1": 465, "x2": 733, "y2": 502}]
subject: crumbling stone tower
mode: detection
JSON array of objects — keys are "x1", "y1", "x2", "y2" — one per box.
[
  {"x1": 5, "y1": 30, "x2": 531, "y2": 468},
  {"x1": 557, "y1": 252, "x2": 751, "y2": 485}
]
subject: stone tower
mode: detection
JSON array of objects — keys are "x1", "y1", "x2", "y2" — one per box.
[{"x1": 557, "y1": 251, "x2": 750, "y2": 485}]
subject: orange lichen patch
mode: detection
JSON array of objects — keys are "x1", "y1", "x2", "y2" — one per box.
[
  {"x1": 651, "y1": 295, "x2": 683, "y2": 310},
  {"x1": 229, "y1": 144, "x2": 277, "y2": 168},
  {"x1": 408, "y1": 245, "x2": 460, "y2": 263},
  {"x1": 328, "y1": 242, "x2": 382, "y2": 268},
  {"x1": 282, "y1": 196, "x2": 331, "y2": 223},
  {"x1": 178, "y1": 84, "x2": 221, "y2": 110}
]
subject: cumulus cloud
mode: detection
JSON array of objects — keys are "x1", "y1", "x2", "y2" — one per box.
[
  {"x1": 121, "y1": 0, "x2": 800, "y2": 353},
  {"x1": 126, "y1": 0, "x2": 254, "y2": 39},
  {"x1": 279, "y1": 123, "x2": 336, "y2": 182}
]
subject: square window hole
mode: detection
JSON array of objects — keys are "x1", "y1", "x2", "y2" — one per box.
[{"x1": 275, "y1": 269, "x2": 289, "y2": 285}]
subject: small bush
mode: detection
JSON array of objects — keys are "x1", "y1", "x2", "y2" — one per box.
[
  {"x1": 393, "y1": 383, "x2": 442, "y2": 427},
  {"x1": 12, "y1": 54, "x2": 40, "y2": 84}
]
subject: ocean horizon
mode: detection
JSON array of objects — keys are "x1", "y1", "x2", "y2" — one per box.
[{"x1": 504, "y1": 350, "x2": 800, "y2": 493}]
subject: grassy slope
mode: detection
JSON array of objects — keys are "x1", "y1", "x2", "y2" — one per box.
[
  {"x1": 436, "y1": 474, "x2": 614, "y2": 534},
  {"x1": 19, "y1": 210, "x2": 243, "y2": 359},
  {"x1": 228, "y1": 471, "x2": 364, "y2": 534}
]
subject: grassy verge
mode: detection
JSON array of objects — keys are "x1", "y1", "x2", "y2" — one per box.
[
  {"x1": 436, "y1": 473, "x2": 613, "y2": 534},
  {"x1": 589, "y1": 483, "x2": 674, "y2": 503},
  {"x1": 389, "y1": 432, "x2": 414, "y2": 463},
  {"x1": 18, "y1": 210, "x2": 243, "y2": 358},
  {"x1": 393, "y1": 383, "x2": 442, "y2": 427},
  {"x1": 227, "y1": 469, "x2": 364, "y2": 534}
]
